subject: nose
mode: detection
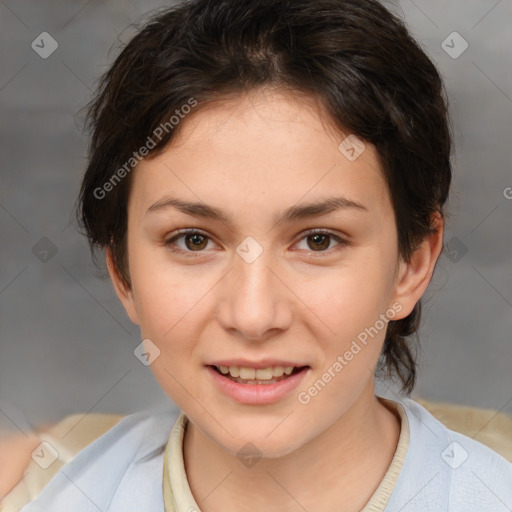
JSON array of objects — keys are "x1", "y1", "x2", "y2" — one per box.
[{"x1": 216, "y1": 247, "x2": 293, "y2": 342}]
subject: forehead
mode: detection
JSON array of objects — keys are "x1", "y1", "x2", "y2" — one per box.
[
  {"x1": 129, "y1": 88, "x2": 392, "y2": 225},
  {"x1": 166, "y1": 88, "x2": 348, "y2": 154}
]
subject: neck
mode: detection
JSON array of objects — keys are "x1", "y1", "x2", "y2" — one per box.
[{"x1": 183, "y1": 383, "x2": 401, "y2": 512}]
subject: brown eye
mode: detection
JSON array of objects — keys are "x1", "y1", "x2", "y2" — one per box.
[
  {"x1": 165, "y1": 230, "x2": 213, "y2": 253},
  {"x1": 184, "y1": 233, "x2": 208, "y2": 251},
  {"x1": 295, "y1": 229, "x2": 347, "y2": 255},
  {"x1": 165, "y1": 228, "x2": 347, "y2": 257},
  {"x1": 307, "y1": 233, "x2": 331, "y2": 251}
]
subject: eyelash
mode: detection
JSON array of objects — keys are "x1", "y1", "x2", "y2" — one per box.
[{"x1": 164, "y1": 228, "x2": 348, "y2": 257}]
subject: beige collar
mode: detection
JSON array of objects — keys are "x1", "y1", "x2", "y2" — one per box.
[{"x1": 163, "y1": 398, "x2": 410, "y2": 512}]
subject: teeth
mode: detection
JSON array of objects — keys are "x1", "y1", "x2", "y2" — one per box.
[{"x1": 217, "y1": 365, "x2": 298, "y2": 380}]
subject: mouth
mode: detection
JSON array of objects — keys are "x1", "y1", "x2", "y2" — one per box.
[{"x1": 207, "y1": 364, "x2": 309, "y2": 385}]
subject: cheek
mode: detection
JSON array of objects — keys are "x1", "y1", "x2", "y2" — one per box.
[
  {"x1": 299, "y1": 257, "x2": 394, "y2": 342},
  {"x1": 129, "y1": 249, "x2": 217, "y2": 347},
  {"x1": 292, "y1": 267, "x2": 392, "y2": 413},
  {"x1": 128, "y1": 257, "x2": 213, "y2": 402}
]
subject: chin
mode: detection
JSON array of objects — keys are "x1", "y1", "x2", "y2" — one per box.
[{"x1": 218, "y1": 424, "x2": 305, "y2": 460}]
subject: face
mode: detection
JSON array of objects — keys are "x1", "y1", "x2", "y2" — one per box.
[{"x1": 109, "y1": 88, "x2": 434, "y2": 458}]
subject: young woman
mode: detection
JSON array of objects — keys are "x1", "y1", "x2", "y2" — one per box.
[{"x1": 11, "y1": 0, "x2": 512, "y2": 511}]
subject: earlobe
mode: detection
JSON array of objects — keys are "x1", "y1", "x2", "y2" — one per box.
[
  {"x1": 392, "y1": 213, "x2": 444, "y2": 320},
  {"x1": 106, "y1": 248, "x2": 140, "y2": 325}
]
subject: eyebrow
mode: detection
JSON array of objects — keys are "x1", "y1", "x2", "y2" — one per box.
[{"x1": 146, "y1": 195, "x2": 368, "y2": 225}]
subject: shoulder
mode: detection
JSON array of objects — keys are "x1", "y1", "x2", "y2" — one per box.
[
  {"x1": 386, "y1": 397, "x2": 512, "y2": 512},
  {"x1": 2, "y1": 406, "x2": 180, "y2": 512},
  {"x1": 415, "y1": 397, "x2": 512, "y2": 462}
]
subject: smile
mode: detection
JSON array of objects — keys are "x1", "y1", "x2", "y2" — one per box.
[
  {"x1": 206, "y1": 365, "x2": 310, "y2": 404},
  {"x1": 213, "y1": 364, "x2": 303, "y2": 384}
]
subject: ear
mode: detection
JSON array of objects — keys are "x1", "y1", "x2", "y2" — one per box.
[
  {"x1": 106, "y1": 247, "x2": 140, "y2": 325},
  {"x1": 391, "y1": 212, "x2": 444, "y2": 320}
]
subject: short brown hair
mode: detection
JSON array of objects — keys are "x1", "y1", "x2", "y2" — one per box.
[{"x1": 78, "y1": 0, "x2": 452, "y2": 394}]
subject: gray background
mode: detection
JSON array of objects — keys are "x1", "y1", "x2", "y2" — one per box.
[{"x1": 1, "y1": 0, "x2": 511, "y2": 434}]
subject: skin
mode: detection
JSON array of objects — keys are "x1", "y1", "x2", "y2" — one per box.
[
  {"x1": 108, "y1": 87, "x2": 444, "y2": 512},
  {"x1": 0, "y1": 432, "x2": 41, "y2": 497}
]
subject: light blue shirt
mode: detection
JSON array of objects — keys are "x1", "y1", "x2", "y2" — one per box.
[{"x1": 19, "y1": 398, "x2": 512, "y2": 511}]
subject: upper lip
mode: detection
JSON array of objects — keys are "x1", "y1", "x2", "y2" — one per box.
[{"x1": 207, "y1": 359, "x2": 309, "y2": 369}]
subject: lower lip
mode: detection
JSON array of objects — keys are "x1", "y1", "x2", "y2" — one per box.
[{"x1": 206, "y1": 366, "x2": 310, "y2": 405}]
